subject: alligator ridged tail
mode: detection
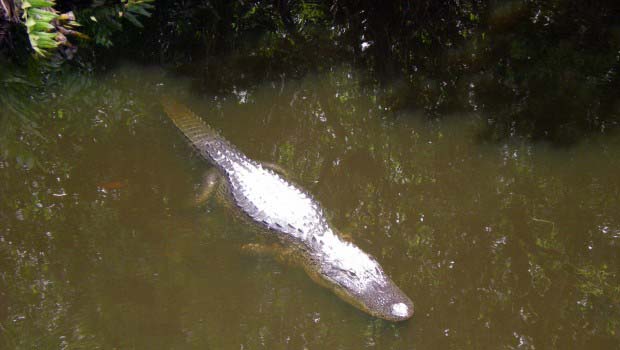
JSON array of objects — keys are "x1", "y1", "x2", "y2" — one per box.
[{"x1": 161, "y1": 97, "x2": 219, "y2": 149}]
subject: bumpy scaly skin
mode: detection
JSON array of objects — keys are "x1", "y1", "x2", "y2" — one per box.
[{"x1": 162, "y1": 98, "x2": 414, "y2": 321}]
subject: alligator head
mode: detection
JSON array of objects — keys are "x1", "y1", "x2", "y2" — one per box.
[
  {"x1": 305, "y1": 231, "x2": 414, "y2": 321},
  {"x1": 324, "y1": 261, "x2": 414, "y2": 321}
]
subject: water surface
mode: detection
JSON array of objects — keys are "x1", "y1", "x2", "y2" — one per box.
[{"x1": 1, "y1": 66, "x2": 619, "y2": 349}]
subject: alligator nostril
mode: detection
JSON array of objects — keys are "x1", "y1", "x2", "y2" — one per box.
[{"x1": 391, "y1": 302, "x2": 410, "y2": 318}]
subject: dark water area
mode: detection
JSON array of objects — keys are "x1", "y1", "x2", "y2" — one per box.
[
  {"x1": 101, "y1": 0, "x2": 620, "y2": 145},
  {"x1": 1, "y1": 65, "x2": 619, "y2": 349}
]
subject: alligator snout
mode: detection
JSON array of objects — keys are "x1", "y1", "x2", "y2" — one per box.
[
  {"x1": 391, "y1": 302, "x2": 412, "y2": 319},
  {"x1": 366, "y1": 278, "x2": 414, "y2": 322}
]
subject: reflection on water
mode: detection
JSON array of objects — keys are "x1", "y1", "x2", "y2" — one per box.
[{"x1": 1, "y1": 66, "x2": 619, "y2": 349}]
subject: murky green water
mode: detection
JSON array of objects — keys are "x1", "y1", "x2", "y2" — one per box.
[{"x1": 1, "y1": 66, "x2": 619, "y2": 349}]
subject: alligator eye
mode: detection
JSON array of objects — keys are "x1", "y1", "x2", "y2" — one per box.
[{"x1": 391, "y1": 303, "x2": 409, "y2": 318}]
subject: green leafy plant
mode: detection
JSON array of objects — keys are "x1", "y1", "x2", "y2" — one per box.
[
  {"x1": 21, "y1": 0, "x2": 59, "y2": 56},
  {"x1": 20, "y1": 0, "x2": 82, "y2": 57},
  {"x1": 80, "y1": 0, "x2": 154, "y2": 47},
  {"x1": 122, "y1": 0, "x2": 154, "y2": 28}
]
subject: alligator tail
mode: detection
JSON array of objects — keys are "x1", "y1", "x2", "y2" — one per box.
[{"x1": 161, "y1": 97, "x2": 219, "y2": 149}]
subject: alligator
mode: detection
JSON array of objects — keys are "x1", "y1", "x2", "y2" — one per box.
[{"x1": 162, "y1": 98, "x2": 414, "y2": 321}]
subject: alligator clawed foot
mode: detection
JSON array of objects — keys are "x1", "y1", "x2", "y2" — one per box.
[{"x1": 241, "y1": 243, "x2": 270, "y2": 255}]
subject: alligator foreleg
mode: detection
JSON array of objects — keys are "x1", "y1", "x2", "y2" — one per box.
[
  {"x1": 339, "y1": 230, "x2": 355, "y2": 243},
  {"x1": 194, "y1": 167, "x2": 222, "y2": 205},
  {"x1": 241, "y1": 243, "x2": 299, "y2": 266},
  {"x1": 261, "y1": 161, "x2": 290, "y2": 177}
]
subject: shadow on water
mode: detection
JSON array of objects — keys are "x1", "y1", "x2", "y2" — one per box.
[{"x1": 1, "y1": 65, "x2": 619, "y2": 349}]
